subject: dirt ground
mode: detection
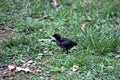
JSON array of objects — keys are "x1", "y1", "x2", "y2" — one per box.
[
  {"x1": 0, "y1": 28, "x2": 13, "y2": 44},
  {"x1": 0, "y1": 28, "x2": 13, "y2": 78}
]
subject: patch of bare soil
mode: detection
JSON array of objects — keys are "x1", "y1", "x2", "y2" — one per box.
[
  {"x1": 0, "y1": 27, "x2": 13, "y2": 79},
  {"x1": 0, "y1": 28, "x2": 13, "y2": 44},
  {"x1": 0, "y1": 27, "x2": 13, "y2": 59}
]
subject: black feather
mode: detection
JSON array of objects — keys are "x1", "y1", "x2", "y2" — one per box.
[{"x1": 53, "y1": 34, "x2": 77, "y2": 53}]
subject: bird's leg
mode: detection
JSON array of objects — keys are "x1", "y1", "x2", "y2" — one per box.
[
  {"x1": 66, "y1": 50, "x2": 69, "y2": 54},
  {"x1": 63, "y1": 48, "x2": 69, "y2": 54},
  {"x1": 63, "y1": 48, "x2": 66, "y2": 52}
]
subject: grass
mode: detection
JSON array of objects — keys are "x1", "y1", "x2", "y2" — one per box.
[{"x1": 0, "y1": 0, "x2": 120, "y2": 80}]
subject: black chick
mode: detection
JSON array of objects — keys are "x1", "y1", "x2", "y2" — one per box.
[{"x1": 52, "y1": 34, "x2": 77, "y2": 53}]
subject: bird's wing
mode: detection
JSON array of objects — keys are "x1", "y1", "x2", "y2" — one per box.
[{"x1": 61, "y1": 38, "x2": 76, "y2": 47}]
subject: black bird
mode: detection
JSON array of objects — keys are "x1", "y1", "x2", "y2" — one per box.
[{"x1": 52, "y1": 34, "x2": 77, "y2": 53}]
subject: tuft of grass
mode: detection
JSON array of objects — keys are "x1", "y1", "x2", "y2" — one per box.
[{"x1": 81, "y1": 26, "x2": 120, "y2": 53}]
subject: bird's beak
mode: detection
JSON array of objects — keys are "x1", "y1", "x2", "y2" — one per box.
[{"x1": 50, "y1": 36, "x2": 56, "y2": 42}]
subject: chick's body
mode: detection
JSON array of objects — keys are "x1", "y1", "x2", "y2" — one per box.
[{"x1": 53, "y1": 34, "x2": 77, "y2": 53}]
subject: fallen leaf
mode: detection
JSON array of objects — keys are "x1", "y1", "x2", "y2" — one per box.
[
  {"x1": 51, "y1": 0, "x2": 61, "y2": 11},
  {"x1": 81, "y1": 20, "x2": 95, "y2": 33},
  {"x1": 81, "y1": 22, "x2": 86, "y2": 33},
  {"x1": 16, "y1": 67, "x2": 35, "y2": 74},
  {"x1": 35, "y1": 69, "x2": 42, "y2": 72},
  {"x1": 8, "y1": 64, "x2": 16, "y2": 71},
  {"x1": 107, "y1": 66, "x2": 114, "y2": 69},
  {"x1": 2, "y1": 64, "x2": 16, "y2": 78},
  {"x1": 115, "y1": 55, "x2": 120, "y2": 59},
  {"x1": 26, "y1": 60, "x2": 33, "y2": 64},
  {"x1": 87, "y1": 71, "x2": 91, "y2": 76},
  {"x1": 70, "y1": 65, "x2": 79, "y2": 72},
  {"x1": 2, "y1": 64, "x2": 35, "y2": 78},
  {"x1": 116, "y1": 18, "x2": 120, "y2": 24},
  {"x1": 2, "y1": 70, "x2": 15, "y2": 78},
  {"x1": 22, "y1": 60, "x2": 33, "y2": 67}
]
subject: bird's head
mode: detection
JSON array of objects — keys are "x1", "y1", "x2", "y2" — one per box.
[{"x1": 52, "y1": 34, "x2": 61, "y2": 40}]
